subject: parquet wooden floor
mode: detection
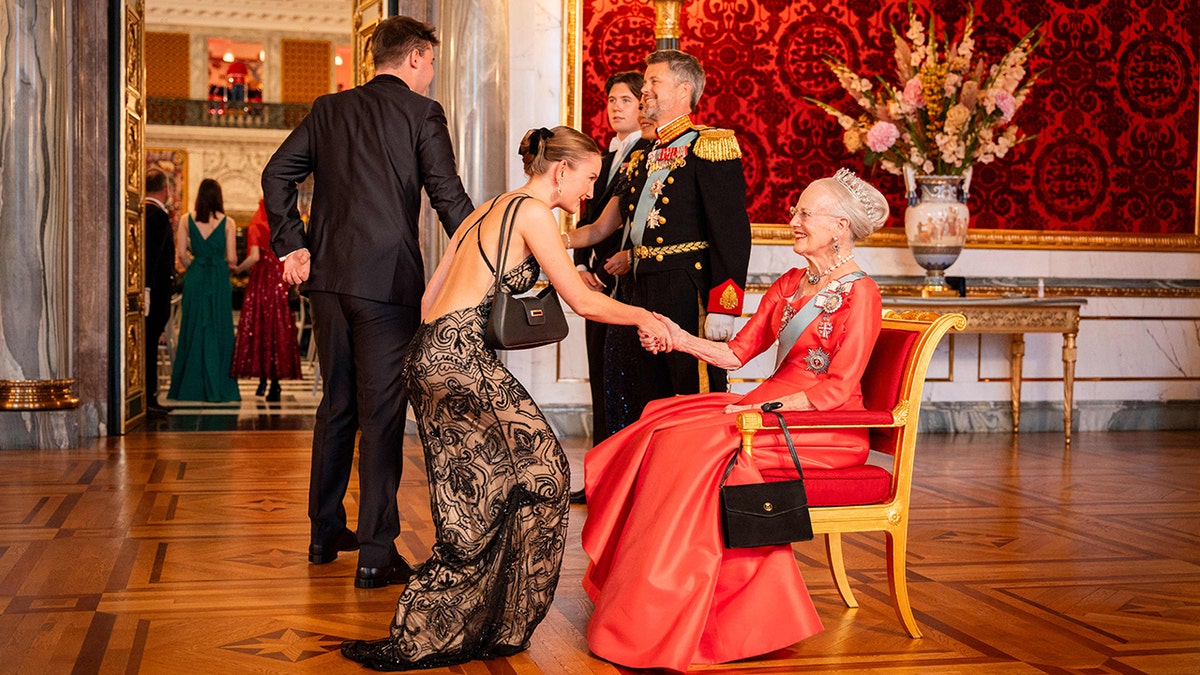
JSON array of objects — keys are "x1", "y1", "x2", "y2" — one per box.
[{"x1": 0, "y1": 429, "x2": 1197, "y2": 674}]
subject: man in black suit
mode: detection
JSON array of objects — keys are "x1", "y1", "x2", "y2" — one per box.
[
  {"x1": 143, "y1": 169, "x2": 175, "y2": 418},
  {"x1": 262, "y1": 16, "x2": 473, "y2": 589}
]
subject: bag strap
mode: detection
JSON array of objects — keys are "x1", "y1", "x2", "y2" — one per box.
[
  {"x1": 720, "y1": 405, "x2": 806, "y2": 488},
  {"x1": 490, "y1": 195, "x2": 531, "y2": 297}
]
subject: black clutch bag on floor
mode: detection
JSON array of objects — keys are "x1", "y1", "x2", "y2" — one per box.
[
  {"x1": 483, "y1": 195, "x2": 569, "y2": 351},
  {"x1": 718, "y1": 405, "x2": 814, "y2": 549}
]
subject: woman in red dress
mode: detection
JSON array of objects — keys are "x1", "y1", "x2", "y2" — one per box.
[
  {"x1": 581, "y1": 169, "x2": 891, "y2": 672},
  {"x1": 231, "y1": 199, "x2": 301, "y2": 400}
]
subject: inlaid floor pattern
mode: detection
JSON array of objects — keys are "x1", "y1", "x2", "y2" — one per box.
[{"x1": 0, "y1": 430, "x2": 1197, "y2": 673}]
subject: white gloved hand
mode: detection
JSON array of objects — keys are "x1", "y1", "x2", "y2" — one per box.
[{"x1": 703, "y1": 313, "x2": 735, "y2": 341}]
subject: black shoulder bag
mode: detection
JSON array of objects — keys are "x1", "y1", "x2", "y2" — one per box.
[
  {"x1": 718, "y1": 402, "x2": 814, "y2": 548},
  {"x1": 483, "y1": 195, "x2": 569, "y2": 350}
]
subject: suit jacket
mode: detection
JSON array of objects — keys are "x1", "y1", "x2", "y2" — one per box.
[
  {"x1": 618, "y1": 116, "x2": 751, "y2": 315},
  {"x1": 574, "y1": 137, "x2": 654, "y2": 291},
  {"x1": 144, "y1": 201, "x2": 175, "y2": 301},
  {"x1": 263, "y1": 74, "x2": 473, "y2": 306}
]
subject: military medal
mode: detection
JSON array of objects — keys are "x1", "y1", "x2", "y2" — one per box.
[
  {"x1": 646, "y1": 146, "x2": 689, "y2": 173},
  {"x1": 650, "y1": 179, "x2": 664, "y2": 197}
]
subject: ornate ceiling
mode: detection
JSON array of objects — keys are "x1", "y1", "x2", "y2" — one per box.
[{"x1": 145, "y1": 0, "x2": 354, "y2": 35}]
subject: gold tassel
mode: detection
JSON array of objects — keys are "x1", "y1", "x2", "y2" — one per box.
[{"x1": 693, "y1": 128, "x2": 742, "y2": 161}]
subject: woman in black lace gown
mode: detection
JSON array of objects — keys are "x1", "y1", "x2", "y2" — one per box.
[{"x1": 341, "y1": 127, "x2": 672, "y2": 671}]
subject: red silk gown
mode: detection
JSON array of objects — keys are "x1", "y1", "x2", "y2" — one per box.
[
  {"x1": 581, "y1": 268, "x2": 882, "y2": 672},
  {"x1": 231, "y1": 202, "x2": 302, "y2": 381}
]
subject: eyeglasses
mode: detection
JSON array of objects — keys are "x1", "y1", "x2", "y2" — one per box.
[{"x1": 789, "y1": 206, "x2": 841, "y2": 223}]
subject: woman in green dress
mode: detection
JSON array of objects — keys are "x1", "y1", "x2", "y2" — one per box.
[{"x1": 167, "y1": 178, "x2": 241, "y2": 403}]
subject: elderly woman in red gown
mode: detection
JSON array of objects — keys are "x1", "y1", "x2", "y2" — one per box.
[{"x1": 581, "y1": 169, "x2": 891, "y2": 672}]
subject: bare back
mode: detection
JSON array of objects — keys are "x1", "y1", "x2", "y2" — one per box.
[{"x1": 423, "y1": 193, "x2": 546, "y2": 322}]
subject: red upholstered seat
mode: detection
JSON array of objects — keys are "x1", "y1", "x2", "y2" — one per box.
[{"x1": 762, "y1": 464, "x2": 893, "y2": 507}]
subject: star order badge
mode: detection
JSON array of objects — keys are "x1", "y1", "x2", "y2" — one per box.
[
  {"x1": 650, "y1": 179, "x2": 664, "y2": 197},
  {"x1": 805, "y1": 347, "x2": 831, "y2": 374},
  {"x1": 646, "y1": 207, "x2": 661, "y2": 230}
]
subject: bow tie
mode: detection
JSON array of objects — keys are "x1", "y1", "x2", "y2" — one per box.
[{"x1": 609, "y1": 136, "x2": 624, "y2": 153}]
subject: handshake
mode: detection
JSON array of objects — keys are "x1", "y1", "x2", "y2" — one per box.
[{"x1": 638, "y1": 312, "x2": 735, "y2": 354}]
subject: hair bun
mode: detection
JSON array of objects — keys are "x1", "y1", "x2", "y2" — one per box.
[{"x1": 525, "y1": 127, "x2": 554, "y2": 157}]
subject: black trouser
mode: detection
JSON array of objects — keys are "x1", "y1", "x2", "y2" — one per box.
[
  {"x1": 584, "y1": 317, "x2": 611, "y2": 446},
  {"x1": 307, "y1": 291, "x2": 417, "y2": 567},
  {"x1": 625, "y1": 268, "x2": 726, "y2": 417},
  {"x1": 144, "y1": 290, "x2": 172, "y2": 405}
]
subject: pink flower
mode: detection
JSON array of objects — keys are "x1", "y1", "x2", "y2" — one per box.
[
  {"x1": 902, "y1": 76, "x2": 924, "y2": 109},
  {"x1": 866, "y1": 121, "x2": 900, "y2": 152},
  {"x1": 994, "y1": 90, "x2": 1016, "y2": 122}
]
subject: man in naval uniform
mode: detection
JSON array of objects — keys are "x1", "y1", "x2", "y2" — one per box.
[{"x1": 599, "y1": 49, "x2": 752, "y2": 432}]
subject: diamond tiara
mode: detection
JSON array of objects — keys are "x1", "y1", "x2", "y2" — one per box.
[{"x1": 832, "y1": 168, "x2": 883, "y2": 224}]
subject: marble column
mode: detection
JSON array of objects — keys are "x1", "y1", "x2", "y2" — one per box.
[
  {"x1": 0, "y1": 0, "x2": 77, "y2": 448},
  {"x1": 439, "y1": 0, "x2": 508, "y2": 204},
  {"x1": 400, "y1": 0, "x2": 508, "y2": 280}
]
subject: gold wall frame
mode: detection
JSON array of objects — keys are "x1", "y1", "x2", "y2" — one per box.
[
  {"x1": 563, "y1": 0, "x2": 1200, "y2": 252},
  {"x1": 353, "y1": 1, "x2": 387, "y2": 87}
]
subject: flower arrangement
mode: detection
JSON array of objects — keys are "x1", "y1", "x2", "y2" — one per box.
[{"x1": 807, "y1": 2, "x2": 1042, "y2": 177}]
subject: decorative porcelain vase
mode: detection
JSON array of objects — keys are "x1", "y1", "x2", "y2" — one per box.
[{"x1": 903, "y1": 168, "x2": 971, "y2": 295}]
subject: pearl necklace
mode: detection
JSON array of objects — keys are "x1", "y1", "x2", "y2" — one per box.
[{"x1": 805, "y1": 252, "x2": 856, "y2": 285}]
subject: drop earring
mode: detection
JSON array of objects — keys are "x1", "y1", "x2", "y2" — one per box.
[
  {"x1": 831, "y1": 235, "x2": 841, "y2": 254},
  {"x1": 557, "y1": 173, "x2": 563, "y2": 197}
]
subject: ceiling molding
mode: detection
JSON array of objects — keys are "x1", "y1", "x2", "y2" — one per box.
[{"x1": 146, "y1": 0, "x2": 353, "y2": 36}]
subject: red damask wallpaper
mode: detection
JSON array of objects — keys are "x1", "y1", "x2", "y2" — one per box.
[{"x1": 579, "y1": 0, "x2": 1199, "y2": 235}]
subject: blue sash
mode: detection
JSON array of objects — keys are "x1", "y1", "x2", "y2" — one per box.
[
  {"x1": 627, "y1": 131, "x2": 698, "y2": 272},
  {"x1": 774, "y1": 271, "x2": 867, "y2": 373}
]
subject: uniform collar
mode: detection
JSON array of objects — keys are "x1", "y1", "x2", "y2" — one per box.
[
  {"x1": 145, "y1": 197, "x2": 166, "y2": 210},
  {"x1": 656, "y1": 114, "x2": 695, "y2": 144}
]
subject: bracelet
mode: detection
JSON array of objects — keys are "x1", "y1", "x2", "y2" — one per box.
[{"x1": 562, "y1": 231, "x2": 572, "y2": 249}]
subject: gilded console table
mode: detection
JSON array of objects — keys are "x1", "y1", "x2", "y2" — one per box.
[{"x1": 881, "y1": 296, "x2": 1086, "y2": 444}]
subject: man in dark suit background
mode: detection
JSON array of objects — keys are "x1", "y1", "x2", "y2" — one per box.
[
  {"x1": 143, "y1": 169, "x2": 175, "y2": 418},
  {"x1": 262, "y1": 16, "x2": 473, "y2": 589}
]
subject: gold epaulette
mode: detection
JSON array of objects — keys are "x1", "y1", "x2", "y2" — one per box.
[
  {"x1": 624, "y1": 149, "x2": 646, "y2": 179},
  {"x1": 693, "y1": 127, "x2": 742, "y2": 161}
]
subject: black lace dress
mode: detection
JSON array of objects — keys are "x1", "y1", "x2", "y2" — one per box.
[{"x1": 342, "y1": 241, "x2": 570, "y2": 670}]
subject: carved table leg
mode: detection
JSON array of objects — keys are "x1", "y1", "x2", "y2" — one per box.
[
  {"x1": 1010, "y1": 334, "x2": 1025, "y2": 432},
  {"x1": 1063, "y1": 331, "x2": 1078, "y2": 446}
]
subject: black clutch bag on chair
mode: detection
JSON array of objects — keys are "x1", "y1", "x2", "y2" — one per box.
[
  {"x1": 718, "y1": 403, "x2": 814, "y2": 549},
  {"x1": 483, "y1": 195, "x2": 569, "y2": 351}
]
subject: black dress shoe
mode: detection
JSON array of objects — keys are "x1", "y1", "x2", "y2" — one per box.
[
  {"x1": 308, "y1": 529, "x2": 359, "y2": 565},
  {"x1": 355, "y1": 555, "x2": 414, "y2": 589},
  {"x1": 568, "y1": 489, "x2": 587, "y2": 505},
  {"x1": 147, "y1": 401, "x2": 172, "y2": 418}
]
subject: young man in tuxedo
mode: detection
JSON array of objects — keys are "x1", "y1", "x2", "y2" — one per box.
[{"x1": 263, "y1": 16, "x2": 473, "y2": 589}]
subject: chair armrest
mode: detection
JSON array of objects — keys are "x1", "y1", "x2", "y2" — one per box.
[{"x1": 736, "y1": 402, "x2": 908, "y2": 456}]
